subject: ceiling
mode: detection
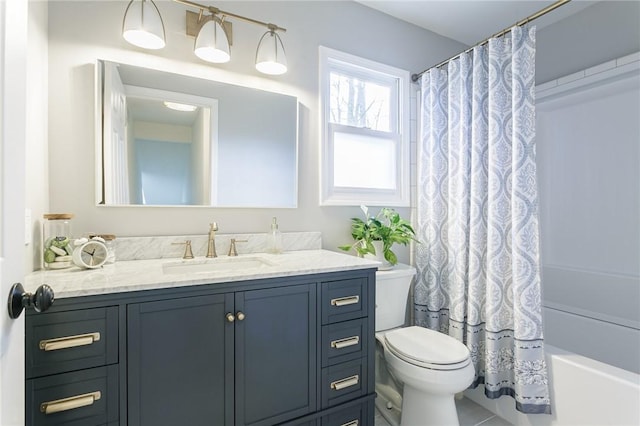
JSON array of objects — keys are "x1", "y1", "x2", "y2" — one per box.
[{"x1": 355, "y1": 1, "x2": 597, "y2": 46}]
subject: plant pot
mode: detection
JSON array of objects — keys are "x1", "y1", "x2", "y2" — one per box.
[{"x1": 364, "y1": 240, "x2": 392, "y2": 270}]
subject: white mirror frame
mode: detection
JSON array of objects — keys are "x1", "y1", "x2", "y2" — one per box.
[{"x1": 94, "y1": 59, "x2": 299, "y2": 208}]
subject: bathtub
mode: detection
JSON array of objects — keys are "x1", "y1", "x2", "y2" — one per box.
[
  {"x1": 463, "y1": 265, "x2": 640, "y2": 425},
  {"x1": 464, "y1": 343, "x2": 640, "y2": 425}
]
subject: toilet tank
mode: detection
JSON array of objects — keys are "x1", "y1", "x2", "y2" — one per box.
[{"x1": 375, "y1": 263, "x2": 416, "y2": 331}]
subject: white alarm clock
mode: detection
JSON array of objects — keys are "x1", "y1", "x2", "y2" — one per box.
[{"x1": 72, "y1": 238, "x2": 108, "y2": 269}]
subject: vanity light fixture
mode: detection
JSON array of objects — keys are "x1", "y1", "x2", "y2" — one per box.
[
  {"x1": 194, "y1": 15, "x2": 231, "y2": 64},
  {"x1": 174, "y1": 0, "x2": 288, "y2": 75},
  {"x1": 255, "y1": 26, "x2": 287, "y2": 75},
  {"x1": 163, "y1": 101, "x2": 198, "y2": 112},
  {"x1": 122, "y1": 0, "x2": 166, "y2": 50}
]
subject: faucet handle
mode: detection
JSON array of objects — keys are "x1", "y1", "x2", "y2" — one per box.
[
  {"x1": 172, "y1": 240, "x2": 194, "y2": 259},
  {"x1": 210, "y1": 222, "x2": 218, "y2": 231},
  {"x1": 228, "y1": 238, "x2": 248, "y2": 257}
]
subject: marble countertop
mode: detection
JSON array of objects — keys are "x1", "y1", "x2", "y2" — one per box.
[{"x1": 24, "y1": 249, "x2": 381, "y2": 299}]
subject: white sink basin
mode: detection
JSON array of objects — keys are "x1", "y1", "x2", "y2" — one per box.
[{"x1": 162, "y1": 256, "x2": 274, "y2": 275}]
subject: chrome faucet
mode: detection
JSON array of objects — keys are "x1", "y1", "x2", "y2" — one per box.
[{"x1": 206, "y1": 222, "x2": 218, "y2": 258}]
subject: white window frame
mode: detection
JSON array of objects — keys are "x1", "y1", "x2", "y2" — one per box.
[{"x1": 319, "y1": 46, "x2": 410, "y2": 206}]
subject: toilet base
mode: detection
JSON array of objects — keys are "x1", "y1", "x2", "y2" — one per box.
[
  {"x1": 375, "y1": 383, "x2": 401, "y2": 426},
  {"x1": 400, "y1": 385, "x2": 460, "y2": 426}
]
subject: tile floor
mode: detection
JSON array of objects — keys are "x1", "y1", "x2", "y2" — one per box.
[{"x1": 374, "y1": 397, "x2": 513, "y2": 426}]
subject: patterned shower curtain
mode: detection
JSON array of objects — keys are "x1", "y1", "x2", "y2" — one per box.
[{"x1": 414, "y1": 25, "x2": 551, "y2": 414}]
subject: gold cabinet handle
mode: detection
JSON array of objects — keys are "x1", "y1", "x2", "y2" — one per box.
[
  {"x1": 331, "y1": 295, "x2": 359, "y2": 307},
  {"x1": 341, "y1": 421, "x2": 359, "y2": 426},
  {"x1": 236, "y1": 312, "x2": 245, "y2": 321},
  {"x1": 226, "y1": 313, "x2": 235, "y2": 323},
  {"x1": 40, "y1": 391, "x2": 101, "y2": 414},
  {"x1": 330, "y1": 374, "x2": 359, "y2": 391},
  {"x1": 39, "y1": 332, "x2": 100, "y2": 351},
  {"x1": 331, "y1": 336, "x2": 360, "y2": 349}
]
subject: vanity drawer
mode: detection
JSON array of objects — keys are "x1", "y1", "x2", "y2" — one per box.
[
  {"x1": 321, "y1": 358, "x2": 367, "y2": 409},
  {"x1": 26, "y1": 307, "x2": 118, "y2": 379},
  {"x1": 321, "y1": 278, "x2": 368, "y2": 325},
  {"x1": 279, "y1": 419, "x2": 319, "y2": 426},
  {"x1": 321, "y1": 318, "x2": 367, "y2": 367},
  {"x1": 26, "y1": 365, "x2": 119, "y2": 426},
  {"x1": 321, "y1": 399, "x2": 371, "y2": 426}
]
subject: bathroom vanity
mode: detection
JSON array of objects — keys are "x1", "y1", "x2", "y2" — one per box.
[{"x1": 23, "y1": 250, "x2": 378, "y2": 426}]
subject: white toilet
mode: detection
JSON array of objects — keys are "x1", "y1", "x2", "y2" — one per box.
[{"x1": 375, "y1": 264, "x2": 475, "y2": 426}]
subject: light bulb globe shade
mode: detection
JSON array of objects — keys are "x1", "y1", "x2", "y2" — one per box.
[
  {"x1": 122, "y1": 0, "x2": 166, "y2": 50},
  {"x1": 255, "y1": 31, "x2": 287, "y2": 75},
  {"x1": 194, "y1": 18, "x2": 231, "y2": 64}
]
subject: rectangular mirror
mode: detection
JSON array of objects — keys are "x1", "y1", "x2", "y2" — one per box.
[{"x1": 97, "y1": 60, "x2": 298, "y2": 208}]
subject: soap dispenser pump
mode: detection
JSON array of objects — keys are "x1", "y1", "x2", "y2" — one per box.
[{"x1": 268, "y1": 217, "x2": 283, "y2": 254}]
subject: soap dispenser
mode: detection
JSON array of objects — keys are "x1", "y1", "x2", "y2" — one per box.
[{"x1": 267, "y1": 217, "x2": 283, "y2": 254}]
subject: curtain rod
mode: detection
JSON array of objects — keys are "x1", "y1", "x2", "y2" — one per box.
[{"x1": 411, "y1": 0, "x2": 571, "y2": 82}]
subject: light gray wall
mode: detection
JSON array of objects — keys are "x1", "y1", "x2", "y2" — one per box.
[
  {"x1": 38, "y1": 0, "x2": 639, "y2": 271},
  {"x1": 42, "y1": 1, "x2": 465, "y2": 269},
  {"x1": 536, "y1": 0, "x2": 640, "y2": 83}
]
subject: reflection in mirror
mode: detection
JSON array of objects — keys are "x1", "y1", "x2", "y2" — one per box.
[
  {"x1": 107, "y1": 84, "x2": 216, "y2": 205},
  {"x1": 97, "y1": 60, "x2": 298, "y2": 207}
]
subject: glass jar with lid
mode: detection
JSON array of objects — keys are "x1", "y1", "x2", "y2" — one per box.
[{"x1": 43, "y1": 213, "x2": 74, "y2": 270}]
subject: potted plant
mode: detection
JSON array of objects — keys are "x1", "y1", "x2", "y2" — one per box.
[{"x1": 339, "y1": 205, "x2": 418, "y2": 269}]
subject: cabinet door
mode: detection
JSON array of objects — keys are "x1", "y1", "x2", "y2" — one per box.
[
  {"x1": 235, "y1": 284, "x2": 317, "y2": 426},
  {"x1": 127, "y1": 294, "x2": 234, "y2": 426}
]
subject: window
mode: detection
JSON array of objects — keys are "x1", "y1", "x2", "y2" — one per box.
[{"x1": 319, "y1": 47, "x2": 410, "y2": 206}]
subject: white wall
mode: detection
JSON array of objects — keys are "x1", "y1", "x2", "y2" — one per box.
[{"x1": 41, "y1": 1, "x2": 465, "y2": 269}]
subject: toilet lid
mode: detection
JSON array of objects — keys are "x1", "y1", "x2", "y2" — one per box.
[{"x1": 384, "y1": 326, "x2": 470, "y2": 370}]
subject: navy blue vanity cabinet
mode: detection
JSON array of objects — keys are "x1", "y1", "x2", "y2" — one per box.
[
  {"x1": 127, "y1": 293, "x2": 233, "y2": 426},
  {"x1": 235, "y1": 284, "x2": 317, "y2": 426},
  {"x1": 319, "y1": 275, "x2": 375, "y2": 422},
  {"x1": 127, "y1": 283, "x2": 317, "y2": 426},
  {"x1": 320, "y1": 277, "x2": 370, "y2": 401},
  {"x1": 25, "y1": 267, "x2": 376, "y2": 426},
  {"x1": 25, "y1": 306, "x2": 120, "y2": 426}
]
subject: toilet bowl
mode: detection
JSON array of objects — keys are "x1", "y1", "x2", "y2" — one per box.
[{"x1": 375, "y1": 265, "x2": 475, "y2": 426}]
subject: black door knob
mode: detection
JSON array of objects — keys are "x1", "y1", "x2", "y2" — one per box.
[{"x1": 7, "y1": 283, "x2": 55, "y2": 319}]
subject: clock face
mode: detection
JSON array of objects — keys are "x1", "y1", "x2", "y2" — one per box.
[{"x1": 73, "y1": 240, "x2": 108, "y2": 269}]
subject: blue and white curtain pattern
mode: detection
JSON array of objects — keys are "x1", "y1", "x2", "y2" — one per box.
[{"x1": 414, "y1": 25, "x2": 551, "y2": 414}]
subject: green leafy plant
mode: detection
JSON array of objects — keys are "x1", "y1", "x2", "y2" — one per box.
[{"x1": 339, "y1": 205, "x2": 419, "y2": 266}]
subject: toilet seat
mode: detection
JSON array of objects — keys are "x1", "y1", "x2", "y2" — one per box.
[{"x1": 384, "y1": 326, "x2": 471, "y2": 371}]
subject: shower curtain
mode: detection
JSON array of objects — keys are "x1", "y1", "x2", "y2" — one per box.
[{"x1": 414, "y1": 25, "x2": 551, "y2": 414}]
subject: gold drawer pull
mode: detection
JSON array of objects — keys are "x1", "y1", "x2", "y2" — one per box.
[
  {"x1": 341, "y1": 421, "x2": 359, "y2": 426},
  {"x1": 331, "y1": 295, "x2": 359, "y2": 307},
  {"x1": 331, "y1": 336, "x2": 360, "y2": 349},
  {"x1": 40, "y1": 391, "x2": 101, "y2": 414},
  {"x1": 330, "y1": 374, "x2": 359, "y2": 391},
  {"x1": 39, "y1": 332, "x2": 101, "y2": 351}
]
